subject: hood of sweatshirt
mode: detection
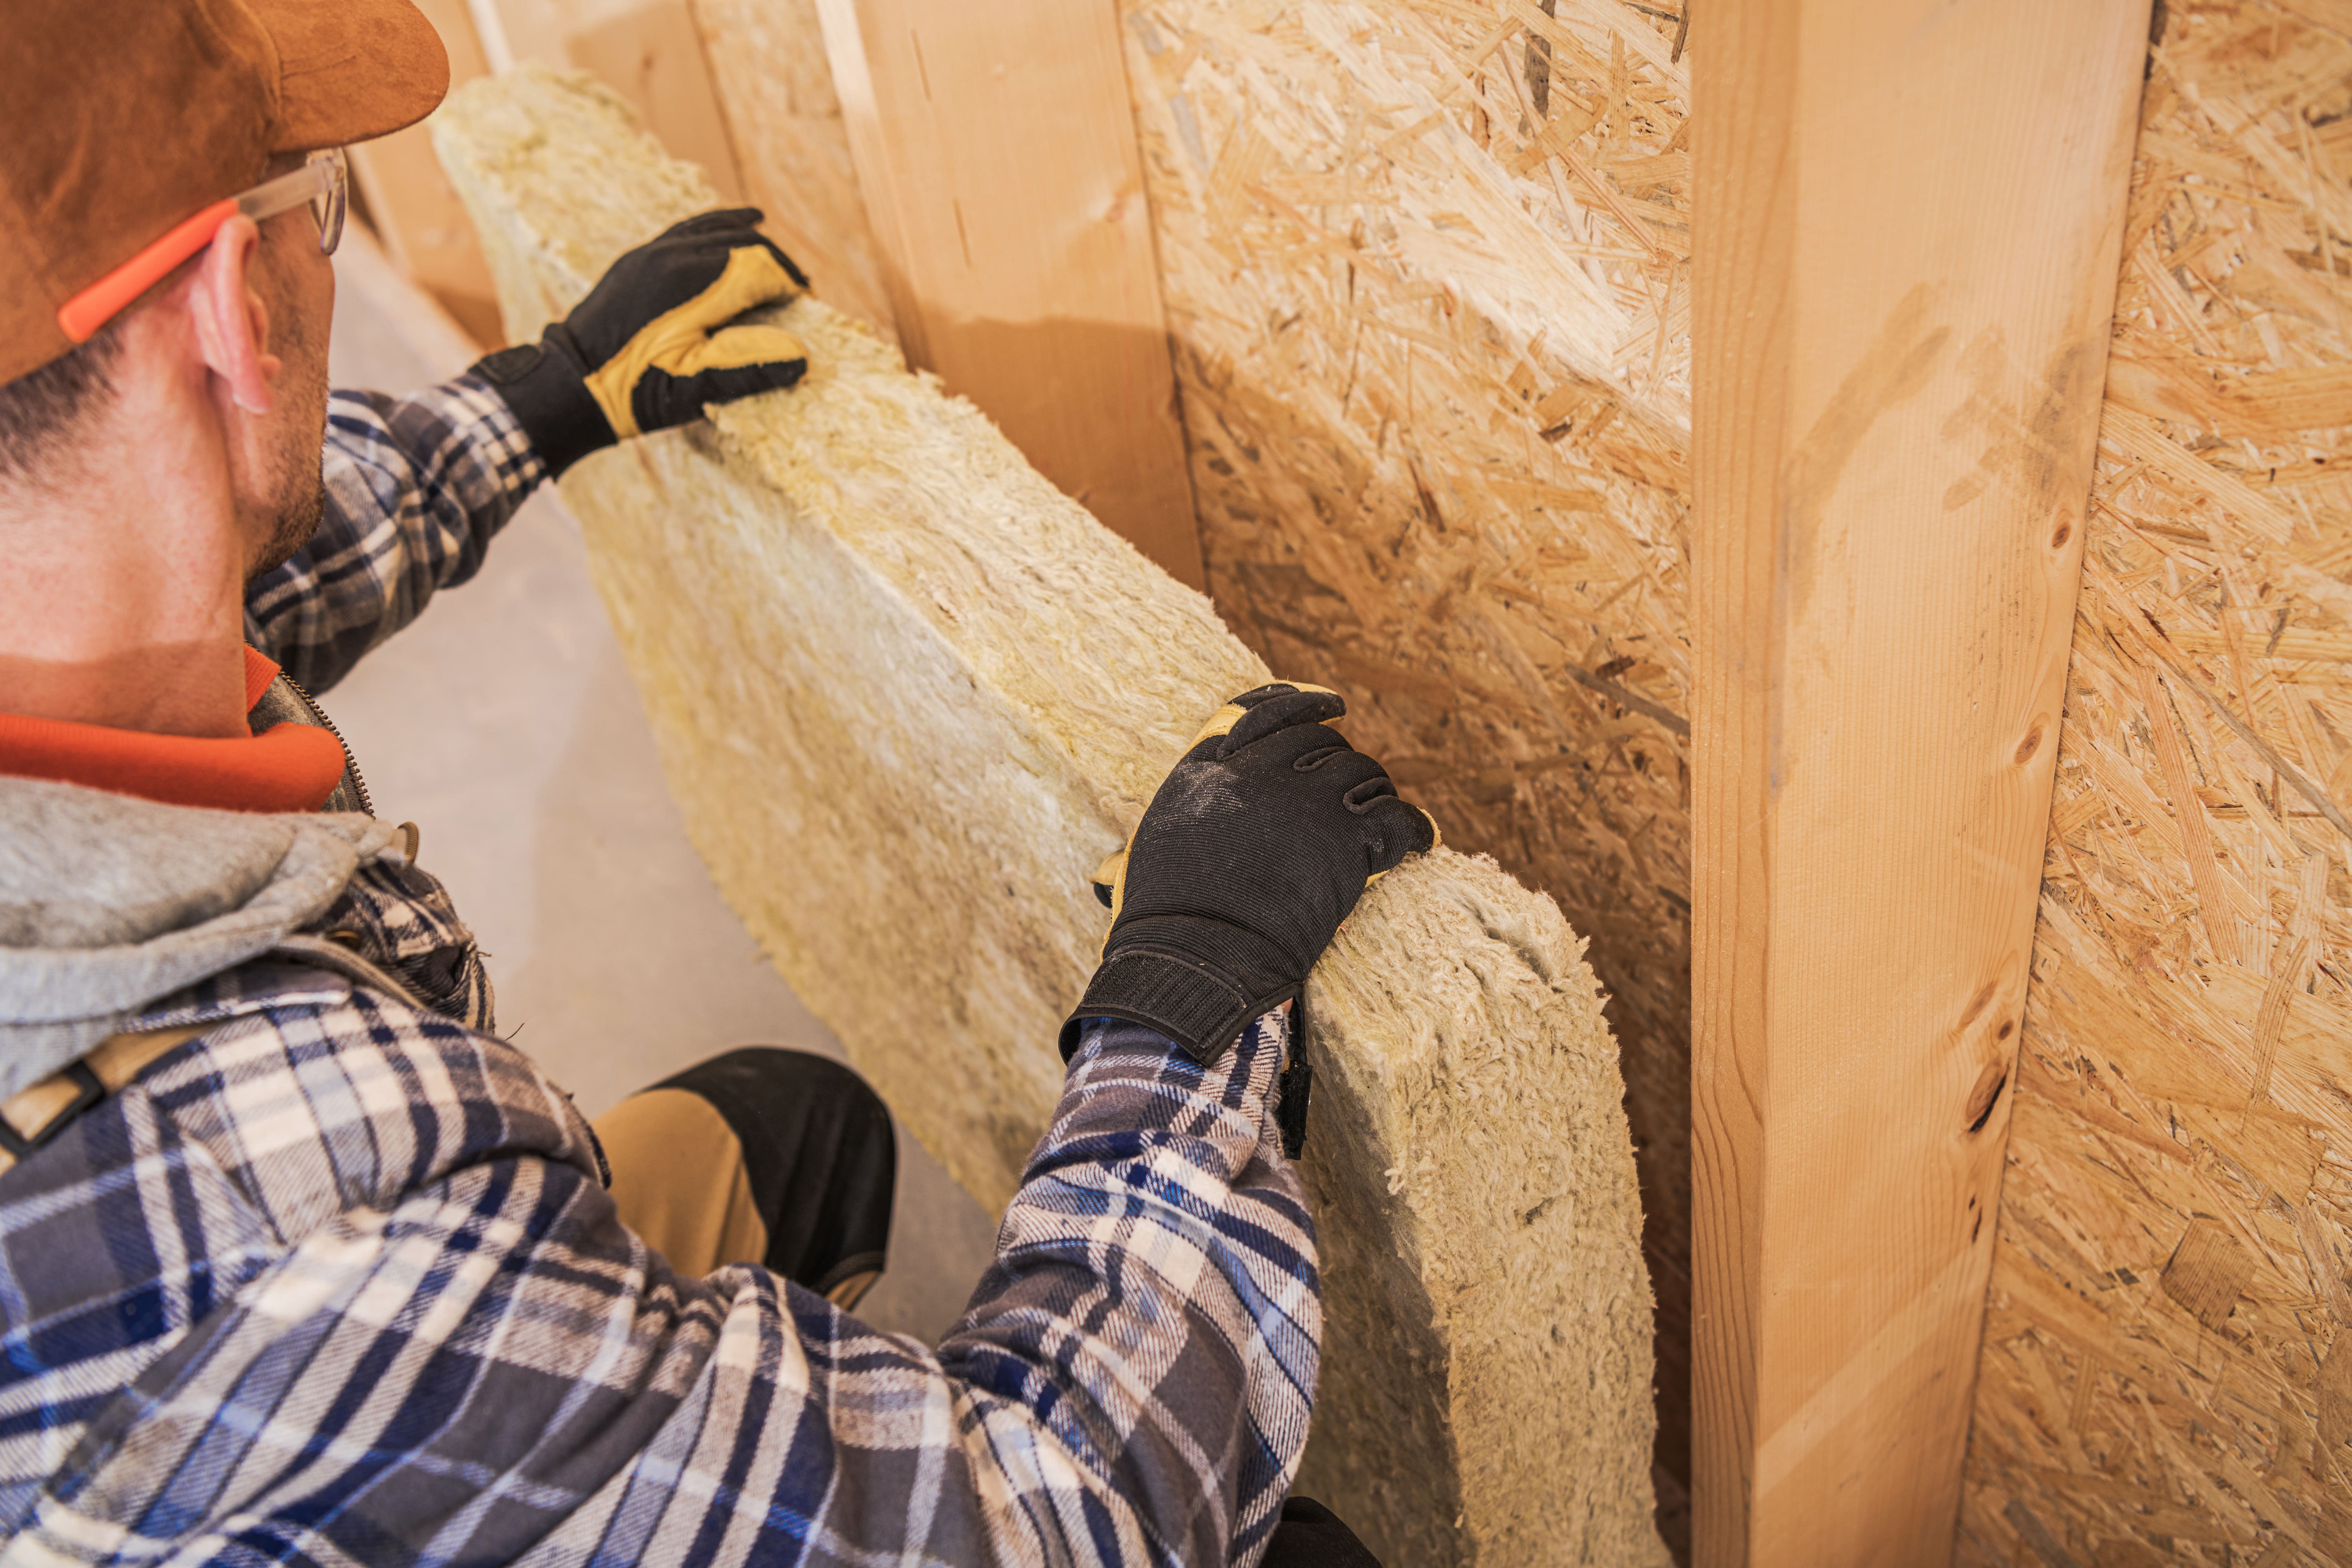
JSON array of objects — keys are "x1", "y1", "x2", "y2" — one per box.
[{"x1": 0, "y1": 775, "x2": 404, "y2": 1098}]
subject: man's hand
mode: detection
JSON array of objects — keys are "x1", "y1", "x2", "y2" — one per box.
[
  {"x1": 473, "y1": 208, "x2": 809, "y2": 475},
  {"x1": 1061, "y1": 683, "x2": 1439, "y2": 1065}
]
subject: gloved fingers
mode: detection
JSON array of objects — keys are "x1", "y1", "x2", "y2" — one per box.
[
  {"x1": 651, "y1": 206, "x2": 768, "y2": 243},
  {"x1": 1183, "y1": 682, "x2": 1341, "y2": 750},
  {"x1": 1222, "y1": 717, "x2": 1361, "y2": 778},
  {"x1": 1220, "y1": 686, "x2": 1349, "y2": 755},
  {"x1": 754, "y1": 230, "x2": 811, "y2": 290},
  {"x1": 672, "y1": 321, "x2": 809, "y2": 378},
  {"x1": 633, "y1": 353, "x2": 808, "y2": 431},
  {"x1": 583, "y1": 251, "x2": 809, "y2": 436},
  {"x1": 1090, "y1": 847, "x2": 1128, "y2": 912},
  {"x1": 1294, "y1": 738, "x2": 1382, "y2": 779},
  {"x1": 1358, "y1": 797, "x2": 1440, "y2": 877},
  {"x1": 652, "y1": 212, "x2": 809, "y2": 292},
  {"x1": 668, "y1": 244, "x2": 804, "y2": 333},
  {"x1": 1228, "y1": 681, "x2": 1333, "y2": 710}
]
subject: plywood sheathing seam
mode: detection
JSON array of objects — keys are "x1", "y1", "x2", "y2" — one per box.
[
  {"x1": 1958, "y1": 3, "x2": 2352, "y2": 1561},
  {"x1": 432, "y1": 67, "x2": 1668, "y2": 1568},
  {"x1": 1118, "y1": 0, "x2": 1697, "y2": 1490}
]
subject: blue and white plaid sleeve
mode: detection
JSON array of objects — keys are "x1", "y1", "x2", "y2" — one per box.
[
  {"x1": 243, "y1": 375, "x2": 544, "y2": 693},
  {"x1": 0, "y1": 979, "x2": 1319, "y2": 1568}
]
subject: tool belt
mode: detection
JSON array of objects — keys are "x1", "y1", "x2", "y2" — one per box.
[{"x1": 0, "y1": 1024, "x2": 208, "y2": 1179}]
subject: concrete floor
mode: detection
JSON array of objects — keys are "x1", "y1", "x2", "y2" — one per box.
[{"x1": 322, "y1": 237, "x2": 997, "y2": 1343}]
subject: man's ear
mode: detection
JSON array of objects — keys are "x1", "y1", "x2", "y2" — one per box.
[{"x1": 186, "y1": 215, "x2": 280, "y2": 415}]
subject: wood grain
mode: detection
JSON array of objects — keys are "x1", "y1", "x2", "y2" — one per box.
[
  {"x1": 1689, "y1": 0, "x2": 2151, "y2": 1559},
  {"x1": 1116, "y1": 0, "x2": 1699, "y2": 1505},
  {"x1": 1956, "y1": 4, "x2": 2352, "y2": 1561},
  {"x1": 811, "y1": 0, "x2": 1203, "y2": 586}
]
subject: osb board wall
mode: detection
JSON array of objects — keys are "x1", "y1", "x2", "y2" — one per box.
[
  {"x1": 1118, "y1": 0, "x2": 1697, "y2": 1481},
  {"x1": 1959, "y1": 3, "x2": 2352, "y2": 1561}
]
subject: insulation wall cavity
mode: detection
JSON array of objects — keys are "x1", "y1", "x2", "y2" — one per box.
[
  {"x1": 433, "y1": 66, "x2": 1667, "y2": 1568},
  {"x1": 1959, "y1": 4, "x2": 2352, "y2": 1559},
  {"x1": 1118, "y1": 0, "x2": 1699, "y2": 1477}
]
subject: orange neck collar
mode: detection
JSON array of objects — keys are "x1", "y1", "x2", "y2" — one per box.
[{"x1": 0, "y1": 647, "x2": 348, "y2": 813}]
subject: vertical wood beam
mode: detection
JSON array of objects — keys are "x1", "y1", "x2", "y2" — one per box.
[
  {"x1": 348, "y1": 0, "x2": 502, "y2": 346},
  {"x1": 1689, "y1": 2, "x2": 2150, "y2": 1561},
  {"x1": 687, "y1": 0, "x2": 901, "y2": 346},
  {"x1": 810, "y1": 0, "x2": 1205, "y2": 587},
  {"x1": 471, "y1": 0, "x2": 748, "y2": 201}
]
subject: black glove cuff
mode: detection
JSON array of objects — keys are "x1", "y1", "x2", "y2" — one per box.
[
  {"x1": 1060, "y1": 945, "x2": 1277, "y2": 1065},
  {"x1": 472, "y1": 325, "x2": 616, "y2": 479}
]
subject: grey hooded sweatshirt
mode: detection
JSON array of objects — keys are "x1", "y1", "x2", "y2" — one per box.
[{"x1": 0, "y1": 775, "x2": 436, "y2": 1094}]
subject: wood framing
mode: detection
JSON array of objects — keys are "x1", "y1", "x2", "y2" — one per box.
[
  {"x1": 469, "y1": 0, "x2": 747, "y2": 200},
  {"x1": 809, "y1": 0, "x2": 1204, "y2": 586},
  {"x1": 347, "y1": 0, "x2": 500, "y2": 346},
  {"x1": 687, "y1": 0, "x2": 900, "y2": 344},
  {"x1": 1958, "y1": 4, "x2": 2352, "y2": 1557},
  {"x1": 1689, "y1": 1, "x2": 2151, "y2": 1561},
  {"x1": 1116, "y1": 0, "x2": 1699, "y2": 1503}
]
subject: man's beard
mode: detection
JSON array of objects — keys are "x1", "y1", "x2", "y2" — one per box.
[
  {"x1": 245, "y1": 250, "x2": 329, "y2": 583},
  {"x1": 247, "y1": 457, "x2": 326, "y2": 579}
]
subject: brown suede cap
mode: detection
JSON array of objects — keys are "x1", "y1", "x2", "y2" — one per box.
[{"x1": 0, "y1": 0, "x2": 450, "y2": 385}]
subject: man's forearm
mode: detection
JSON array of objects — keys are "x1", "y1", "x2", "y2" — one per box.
[
  {"x1": 244, "y1": 375, "x2": 545, "y2": 693},
  {"x1": 937, "y1": 1009, "x2": 1319, "y2": 1564}
]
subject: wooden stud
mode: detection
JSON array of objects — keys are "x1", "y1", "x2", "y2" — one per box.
[
  {"x1": 1957, "y1": 3, "x2": 2352, "y2": 1550},
  {"x1": 686, "y1": 0, "x2": 901, "y2": 345},
  {"x1": 470, "y1": 0, "x2": 748, "y2": 201},
  {"x1": 810, "y1": 0, "x2": 1205, "y2": 587},
  {"x1": 347, "y1": 0, "x2": 502, "y2": 347},
  {"x1": 1689, "y1": 0, "x2": 2151, "y2": 1561}
]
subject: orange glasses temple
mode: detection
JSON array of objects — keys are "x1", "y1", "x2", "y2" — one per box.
[
  {"x1": 55, "y1": 198, "x2": 237, "y2": 345},
  {"x1": 54, "y1": 153, "x2": 339, "y2": 346}
]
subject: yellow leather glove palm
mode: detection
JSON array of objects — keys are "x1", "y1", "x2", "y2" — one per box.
[{"x1": 473, "y1": 208, "x2": 810, "y2": 475}]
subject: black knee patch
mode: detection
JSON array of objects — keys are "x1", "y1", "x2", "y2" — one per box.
[{"x1": 654, "y1": 1047, "x2": 896, "y2": 1299}]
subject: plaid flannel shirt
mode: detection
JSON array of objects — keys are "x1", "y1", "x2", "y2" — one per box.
[
  {"x1": 242, "y1": 378, "x2": 546, "y2": 691},
  {"x1": 0, "y1": 380, "x2": 1322, "y2": 1565}
]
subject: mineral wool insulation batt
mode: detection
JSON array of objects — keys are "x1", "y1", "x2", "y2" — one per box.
[{"x1": 434, "y1": 67, "x2": 1668, "y2": 1568}]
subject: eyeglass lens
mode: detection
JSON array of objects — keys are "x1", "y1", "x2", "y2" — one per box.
[{"x1": 309, "y1": 150, "x2": 347, "y2": 258}]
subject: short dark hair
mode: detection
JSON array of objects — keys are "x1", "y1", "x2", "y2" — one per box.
[{"x1": 0, "y1": 327, "x2": 126, "y2": 484}]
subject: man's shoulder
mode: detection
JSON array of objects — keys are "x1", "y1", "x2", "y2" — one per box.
[
  {"x1": 101, "y1": 845, "x2": 584, "y2": 1212},
  {"x1": 140, "y1": 975, "x2": 597, "y2": 1208}
]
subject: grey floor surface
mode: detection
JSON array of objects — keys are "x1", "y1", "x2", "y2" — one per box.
[{"x1": 322, "y1": 237, "x2": 997, "y2": 1343}]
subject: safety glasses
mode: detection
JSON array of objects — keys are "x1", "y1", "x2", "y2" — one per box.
[{"x1": 56, "y1": 147, "x2": 348, "y2": 345}]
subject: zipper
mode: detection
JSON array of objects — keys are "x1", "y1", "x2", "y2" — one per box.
[{"x1": 281, "y1": 673, "x2": 374, "y2": 817}]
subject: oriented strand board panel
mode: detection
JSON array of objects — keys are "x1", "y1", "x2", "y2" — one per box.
[
  {"x1": 686, "y1": 0, "x2": 900, "y2": 343},
  {"x1": 1958, "y1": 5, "x2": 2352, "y2": 1562},
  {"x1": 1119, "y1": 0, "x2": 1701, "y2": 1493},
  {"x1": 810, "y1": 0, "x2": 1205, "y2": 586},
  {"x1": 1689, "y1": 0, "x2": 2150, "y2": 1560},
  {"x1": 433, "y1": 66, "x2": 1667, "y2": 1568}
]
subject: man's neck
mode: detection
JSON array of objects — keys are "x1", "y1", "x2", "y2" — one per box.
[{"x1": 0, "y1": 382, "x2": 254, "y2": 739}]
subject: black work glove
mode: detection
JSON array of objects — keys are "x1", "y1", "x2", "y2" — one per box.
[
  {"x1": 473, "y1": 208, "x2": 810, "y2": 476},
  {"x1": 1061, "y1": 683, "x2": 1438, "y2": 1065}
]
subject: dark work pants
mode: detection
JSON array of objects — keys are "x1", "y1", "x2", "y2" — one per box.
[{"x1": 593, "y1": 1047, "x2": 896, "y2": 1307}]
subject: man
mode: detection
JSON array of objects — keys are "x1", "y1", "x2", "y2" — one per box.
[{"x1": 0, "y1": 1, "x2": 1432, "y2": 1563}]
